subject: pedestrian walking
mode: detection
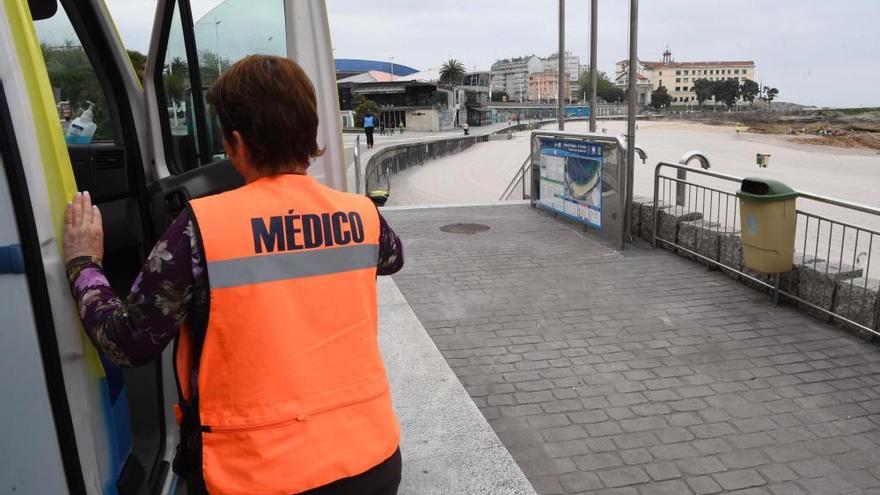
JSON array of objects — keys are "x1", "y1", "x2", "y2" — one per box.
[
  {"x1": 463, "y1": 122, "x2": 469, "y2": 136},
  {"x1": 398, "y1": 122, "x2": 404, "y2": 135},
  {"x1": 363, "y1": 111, "x2": 376, "y2": 148}
]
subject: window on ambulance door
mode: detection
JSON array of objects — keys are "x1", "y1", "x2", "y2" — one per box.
[
  {"x1": 33, "y1": 6, "x2": 117, "y2": 143},
  {"x1": 156, "y1": 0, "x2": 286, "y2": 174}
]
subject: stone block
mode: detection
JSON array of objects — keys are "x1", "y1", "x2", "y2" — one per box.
[
  {"x1": 833, "y1": 277, "x2": 880, "y2": 339},
  {"x1": 718, "y1": 231, "x2": 743, "y2": 278},
  {"x1": 797, "y1": 260, "x2": 862, "y2": 322},
  {"x1": 737, "y1": 251, "x2": 815, "y2": 295},
  {"x1": 630, "y1": 196, "x2": 653, "y2": 239},
  {"x1": 639, "y1": 201, "x2": 671, "y2": 241},
  {"x1": 677, "y1": 220, "x2": 721, "y2": 263},
  {"x1": 656, "y1": 206, "x2": 703, "y2": 251}
]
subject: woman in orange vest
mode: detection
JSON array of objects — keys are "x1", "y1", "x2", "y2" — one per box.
[{"x1": 63, "y1": 55, "x2": 404, "y2": 495}]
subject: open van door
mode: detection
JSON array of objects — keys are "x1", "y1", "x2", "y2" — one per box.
[{"x1": 142, "y1": 0, "x2": 347, "y2": 234}]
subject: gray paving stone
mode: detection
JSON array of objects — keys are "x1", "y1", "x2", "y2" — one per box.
[
  {"x1": 645, "y1": 461, "x2": 682, "y2": 481},
  {"x1": 385, "y1": 204, "x2": 880, "y2": 495},
  {"x1": 713, "y1": 469, "x2": 767, "y2": 491},
  {"x1": 559, "y1": 471, "x2": 602, "y2": 493},
  {"x1": 687, "y1": 475, "x2": 723, "y2": 495},
  {"x1": 638, "y1": 479, "x2": 693, "y2": 495},
  {"x1": 598, "y1": 466, "x2": 651, "y2": 488},
  {"x1": 678, "y1": 456, "x2": 728, "y2": 476}
]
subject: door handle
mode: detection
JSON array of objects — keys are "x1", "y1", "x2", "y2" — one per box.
[{"x1": 0, "y1": 244, "x2": 25, "y2": 274}]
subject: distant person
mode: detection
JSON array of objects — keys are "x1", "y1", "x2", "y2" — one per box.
[
  {"x1": 379, "y1": 121, "x2": 386, "y2": 136},
  {"x1": 363, "y1": 111, "x2": 376, "y2": 149},
  {"x1": 398, "y1": 122, "x2": 404, "y2": 135},
  {"x1": 463, "y1": 122, "x2": 469, "y2": 136}
]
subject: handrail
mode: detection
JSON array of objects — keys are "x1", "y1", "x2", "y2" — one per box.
[
  {"x1": 499, "y1": 154, "x2": 531, "y2": 201},
  {"x1": 353, "y1": 135, "x2": 361, "y2": 194},
  {"x1": 654, "y1": 161, "x2": 880, "y2": 217},
  {"x1": 650, "y1": 160, "x2": 880, "y2": 339}
]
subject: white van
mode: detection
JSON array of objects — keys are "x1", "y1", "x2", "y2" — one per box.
[{"x1": 0, "y1": 1, "x2": 345, "y2": 492}]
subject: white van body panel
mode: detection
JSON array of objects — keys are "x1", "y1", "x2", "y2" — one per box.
[{"x1": 0, "y1": 4, "x2": 109, "y2": 492}]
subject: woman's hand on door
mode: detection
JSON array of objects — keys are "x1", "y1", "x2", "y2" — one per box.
[{"x1": 64, "y1": 191, "x2": 104, "y2": 263}]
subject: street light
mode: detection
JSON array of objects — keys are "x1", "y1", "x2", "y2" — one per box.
[
  {"x1": 214, "y1": 20, "x2": 222, "y2": 76},
  {"x1": 389, "y1": 55, "x2": 395, "y2": 79}
]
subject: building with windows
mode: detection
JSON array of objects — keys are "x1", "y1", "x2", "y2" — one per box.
[
  {"x1": 541, "y1": 51, "x2": 580, "y2": 100},
  {"x1": 490, "y1": 52, "x2": 581, "y2": 103},
  {"x1": 614, "y1": 49, "x2": 756, "y2": 105},
  {"x1": 490, "y1": 56, "x2": 543, "y2": 102},
  {"x1": 528, "y1": 70, "x2": 572, "y2": 103}
]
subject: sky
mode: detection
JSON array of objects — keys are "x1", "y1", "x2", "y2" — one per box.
[{"x1": 105, "y1": 0, "x2": 880, "y2": 108}]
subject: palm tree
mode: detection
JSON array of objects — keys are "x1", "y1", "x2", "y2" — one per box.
[{"x1": 439, "y1": 59, "x2": 466, "y2": 85}]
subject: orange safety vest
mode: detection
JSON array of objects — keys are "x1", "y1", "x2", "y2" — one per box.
[{"x1": 176, "y1": 174, "x2": 400, "y2": 495}]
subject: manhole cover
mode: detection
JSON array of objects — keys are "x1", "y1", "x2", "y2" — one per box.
[{"x1": 440, "y1": 223, "x2": 490, "y2": 234}]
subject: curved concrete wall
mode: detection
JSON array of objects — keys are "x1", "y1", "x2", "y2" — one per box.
[{"x1": 363, "y1": 120, "x2": 558, "y2": 194}]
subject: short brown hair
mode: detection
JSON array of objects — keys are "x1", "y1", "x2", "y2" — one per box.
[{"x1": 207, "y1": 55, "x2": 323, "y2": 172}]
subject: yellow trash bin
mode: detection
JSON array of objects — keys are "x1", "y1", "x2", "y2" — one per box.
[{"x1": 737, "y1": 178, "x2": 798, "y2": 274}]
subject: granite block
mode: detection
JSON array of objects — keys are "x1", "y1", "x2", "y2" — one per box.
[{"x1": 656, "y1": 206, "x2": 703, "y2": 251}]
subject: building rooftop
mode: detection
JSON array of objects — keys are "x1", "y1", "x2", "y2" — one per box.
[
  {"x1": 335, "y1": 58, "x2": 418, "y2": 77},
  {"x1": 338, "y1": 70, "x2": 400, "y2": 84},
  {"x1": 617, "y1": 59, "x2": 755, "y2": 68}
]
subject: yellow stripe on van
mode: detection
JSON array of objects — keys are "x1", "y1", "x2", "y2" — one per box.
[{"x1": 5, "y1": 0, "x2": 104, "y2": 377}]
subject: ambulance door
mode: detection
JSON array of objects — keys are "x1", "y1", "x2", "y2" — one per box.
[
  {"x1": 0, "y1": 75, "x2": 78, "y2": 494},
  {"x1": 16, "y1": 0, "x2": 180, "y2": 492}
]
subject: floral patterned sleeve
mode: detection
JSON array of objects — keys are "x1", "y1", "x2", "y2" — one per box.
[
  {"x1": 66, "y1": 209, "x2": 207, "y2": 367},
  {"x1": 377, "y1": 212, "x2": 404, "y2": 275},
  {"x1": 68, "y1": 207, "x2": 398, "y2": 367}
]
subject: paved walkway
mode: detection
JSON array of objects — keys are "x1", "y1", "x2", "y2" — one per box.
[{"x1": 383, "y1": 203, "x2": 880, "y2": 495}]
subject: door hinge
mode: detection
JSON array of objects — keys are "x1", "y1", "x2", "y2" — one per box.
[{"x1": 0, "y1": 244, "x2": 25, "y2": 274}]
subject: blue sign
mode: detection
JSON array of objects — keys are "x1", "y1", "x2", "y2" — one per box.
[{"x1": 537, "y1": 137, "x2": 604, "y2": 229}]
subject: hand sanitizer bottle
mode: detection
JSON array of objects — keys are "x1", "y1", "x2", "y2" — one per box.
[{"x1": 65, "y1": 101, "x2": 97, "y2": 145}]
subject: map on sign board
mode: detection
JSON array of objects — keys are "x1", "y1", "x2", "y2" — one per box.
[{"x1": 537, "y1": 137, "x2": 603, "y2": 229}]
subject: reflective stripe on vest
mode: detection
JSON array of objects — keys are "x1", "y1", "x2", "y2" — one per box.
[{"x1": 185, "y1": 174, "x2": 399, "y2": 495}]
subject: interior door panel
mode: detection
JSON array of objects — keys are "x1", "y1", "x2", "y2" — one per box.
[
  {"x1": 68, "y1": 142, "x2": 130, "y2": 201},
  {"x1": 148, "y1": 158, "x2": 244, "y2": 236}
]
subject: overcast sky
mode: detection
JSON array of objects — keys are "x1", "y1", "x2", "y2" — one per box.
[{"x1": 106, "y1": 0, "x2": 880, "y2": 108}]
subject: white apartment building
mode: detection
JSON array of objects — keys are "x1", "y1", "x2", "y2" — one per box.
[
  {"x1": 491, "y1": 52, "x2": 581, "y2": 102},
  {"x1": 490, "y1": 55, "x2": 542, "y2": 102}
]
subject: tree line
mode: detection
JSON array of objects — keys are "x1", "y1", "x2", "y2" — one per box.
[{"x1": 650, "y1": 77, "x2": 779, "y2": 111}]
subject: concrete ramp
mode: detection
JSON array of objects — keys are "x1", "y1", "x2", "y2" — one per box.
[{"x1": 378, "y1": 277, "x2": 537, "y2": 495}]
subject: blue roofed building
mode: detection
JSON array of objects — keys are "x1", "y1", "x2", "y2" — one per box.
[{"x1": 335, "y1": 59, "x2": 418, "y2": 79}]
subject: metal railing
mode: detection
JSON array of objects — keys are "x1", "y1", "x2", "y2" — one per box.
[
  {"x1": 345, "y1": 135, "x2": 363, "y2": 194},
  {"x1": 499, "y1": 154, "x2": 532, "y2": 201},
  {"x1": 652, "y1": 162, "x2": 880, "y2": 338}
]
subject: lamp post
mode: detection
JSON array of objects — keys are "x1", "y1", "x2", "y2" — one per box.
[
  {"x1": 389, "y1": 56, "x2": 395, "y2": 79},
  {"x1": 624, "y1": 0, "x2": 639, "y2": 248},
  {"x1": 589, "y1": 0, "x2": 598, "y2": 132},
  {"x1": 557, "y1": 0, "x2": 565, "y2": 130},
  {"x1": 214, "y1": 20, "x2": 222, "y2": 76}
]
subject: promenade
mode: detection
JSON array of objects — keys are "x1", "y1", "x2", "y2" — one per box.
[{"x1": 383, "y1": 203, "x2": 880, "y2": 495}]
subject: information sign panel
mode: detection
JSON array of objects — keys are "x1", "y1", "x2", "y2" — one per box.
[{"x1": 537, "y1": 137, "x2": 604, "y2": 229}]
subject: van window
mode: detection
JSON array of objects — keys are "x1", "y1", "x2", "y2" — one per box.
[
  {"x1": 34, "y1": 7, "x2": 117, "y2": 142},
  {"x1": 196, "y1": 0, "x2": 286, "y2": 160},
  {"x1": 156, "y1": 0, "x2": 287, "y2": 172}
]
